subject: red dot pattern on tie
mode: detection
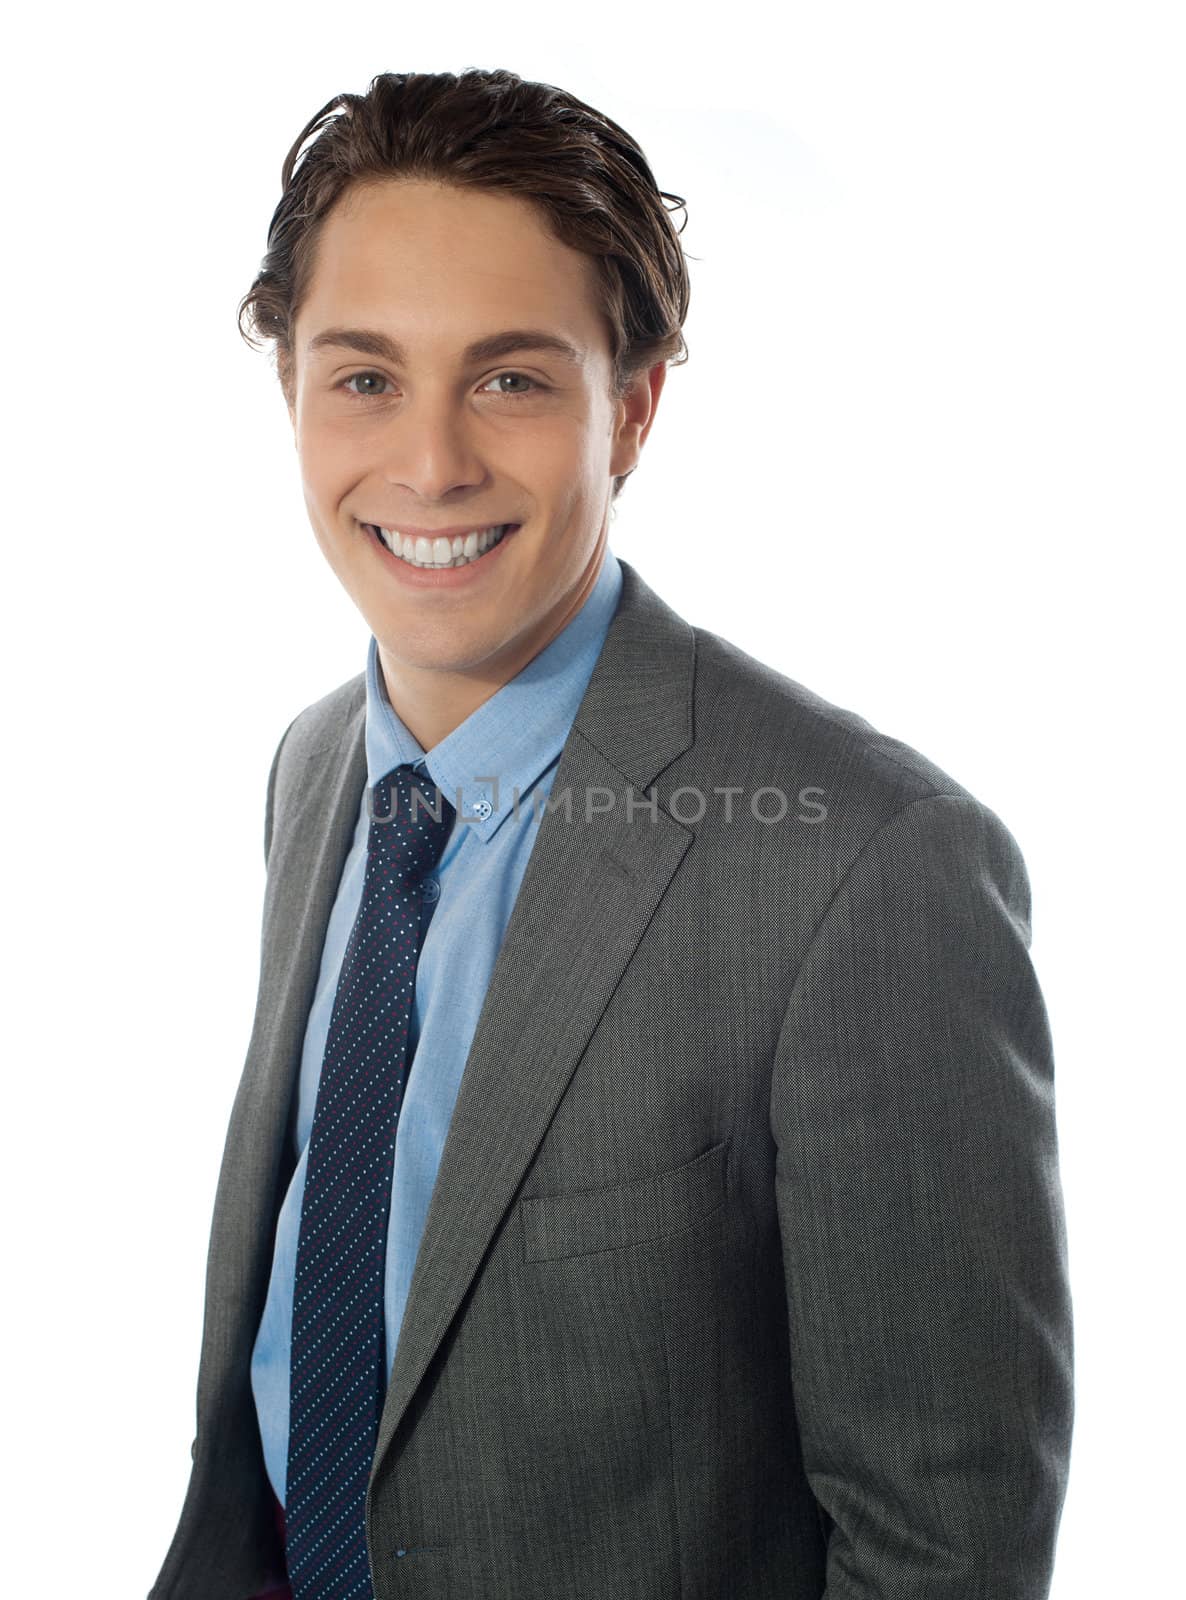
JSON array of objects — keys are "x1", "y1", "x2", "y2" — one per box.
[{"x1": 285, "y1": 764, "x2": 454, "y2": 1600}]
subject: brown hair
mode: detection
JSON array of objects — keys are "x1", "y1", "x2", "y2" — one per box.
[{"x1": 238, "y1": 68, "x2": 692, "y2": 502}]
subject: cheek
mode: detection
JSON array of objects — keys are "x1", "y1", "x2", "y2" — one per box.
[
  {"x1": 296, "y1": 415, "x2": 356, "y2": 486},
  {"x1": 301, "y1": 490, "x2": 355, "y2": 575}
]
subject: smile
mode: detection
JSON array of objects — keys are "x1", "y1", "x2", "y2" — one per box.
[{"x1": 364, "y1": 522, "x2": 517, "y2": 570}]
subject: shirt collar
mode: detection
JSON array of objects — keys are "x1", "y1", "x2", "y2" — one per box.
[{"x1": 364, "y1": 546, "x2": 623, "y2": 842}]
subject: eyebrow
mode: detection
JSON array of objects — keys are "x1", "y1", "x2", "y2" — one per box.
[{"x1": 305, "y1": 326, "x2": 585, "y2": 369}]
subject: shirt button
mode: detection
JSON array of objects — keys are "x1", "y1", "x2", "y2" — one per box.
[
  {"x1": 423, "y1": 876, "x2": 441, "y2": 903},
  {"x1": 471, "y1": 798, "x2": 493, "y2": 821}
]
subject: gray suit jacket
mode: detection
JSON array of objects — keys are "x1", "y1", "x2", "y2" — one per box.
[{"x1": 151, "y1": 558, "x2": 1073, "y2": 1599}]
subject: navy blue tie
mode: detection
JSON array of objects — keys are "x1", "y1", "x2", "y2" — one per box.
[{"x1": 285, "y1": 762, "x2": 454, "y2": 1599}]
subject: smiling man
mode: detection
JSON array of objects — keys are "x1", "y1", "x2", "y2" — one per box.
[
  {"x1": 150, "y1": 69, "x2": 1073, "y2": 1600},
  {"x1": 291, "y1": 178, "x2": 662, "y2": 753}
]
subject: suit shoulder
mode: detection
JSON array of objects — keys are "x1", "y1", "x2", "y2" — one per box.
[
  {"x1": 675, "y1": 621, "x2": 1037, "y2": 959},
  {"x1": 262, "y1": 670, "x2": 365, "y2": 866},
  {"x1": 278, "y1": 669, "x2": 367, "y2": 764},
  {"x1": 689, "y1": 622, "x2": 987, "y2": 824}
]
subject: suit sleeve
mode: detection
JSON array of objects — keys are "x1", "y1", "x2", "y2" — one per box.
[
  {"x1": 770, "y1": 792, "x2": 1073, "y2": 1598},
  {"x1": 263, "y1": 716, "x2": 298, "y2": 867}
]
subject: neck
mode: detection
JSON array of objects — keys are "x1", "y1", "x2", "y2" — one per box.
[
  {"x1": 378, "y1": 659, "x2": 506, "y2": 753},
  {"x1": 378, "y1": 550, "x2": 605, "y2": 752}
]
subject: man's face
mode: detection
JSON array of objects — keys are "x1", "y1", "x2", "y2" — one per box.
[{"x1": 288, "y1": 179, "x2": 664, "y2": 694}]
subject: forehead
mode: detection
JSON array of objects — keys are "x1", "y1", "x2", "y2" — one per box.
[{"x1": 295, "y1": 179, "x2": 607, "y2": 362}]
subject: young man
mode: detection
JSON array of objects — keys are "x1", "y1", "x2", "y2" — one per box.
[{"x1": 151, "y1": 70, "x2": 1073, "y2": 1600}]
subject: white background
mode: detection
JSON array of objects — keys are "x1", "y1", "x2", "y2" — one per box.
[{"x1": 3, "y1": 3, "x2": 1181, "y2": 1593}]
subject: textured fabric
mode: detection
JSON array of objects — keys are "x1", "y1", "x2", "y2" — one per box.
[
  {"x1": 151, "y1": 559, "x2": 1073, "y2": 1600},
  {"x1": 250, "y1": 552, "x2": 622, "y2": 1506},
  {"x1": 285, "y1": 765, "x2": 453, "y2": 1598}
]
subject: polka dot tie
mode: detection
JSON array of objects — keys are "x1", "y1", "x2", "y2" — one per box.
[{"x1": 285, "y1": 763, "x2": 454, "y2": 1599}]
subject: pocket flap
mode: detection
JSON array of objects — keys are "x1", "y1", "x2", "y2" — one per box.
[{"x1": 522, "y1": 1137, "x2": 730, "y2": 1262}]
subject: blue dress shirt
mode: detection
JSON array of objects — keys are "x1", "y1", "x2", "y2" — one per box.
[{"x1": 251, "y1": 547, "x2": 624, "y2": 1504}]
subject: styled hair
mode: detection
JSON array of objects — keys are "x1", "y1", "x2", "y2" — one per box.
[{"x1": 238, "y1": 68, "x2": 692, "y2": 501}]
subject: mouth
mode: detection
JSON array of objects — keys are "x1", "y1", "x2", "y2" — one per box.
[{"x1": 362, "y1": 521, "x2": 519, "y2": 571}]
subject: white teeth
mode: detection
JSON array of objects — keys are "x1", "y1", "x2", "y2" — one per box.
[{"x1": 375, "y1": 523, "x2": 511, "y2": 568}]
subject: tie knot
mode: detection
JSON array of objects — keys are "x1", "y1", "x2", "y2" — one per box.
[{"x1": 367, "y1": 763, "x2": 454, "y2": 879}]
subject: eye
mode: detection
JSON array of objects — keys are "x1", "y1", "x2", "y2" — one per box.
[
  {"x1": 480, "y1": 371, "x2": 546, "y2": 400},
  {"x1": 337, "y1": 370, "x2": 548, "y2": 402},
  {"x1": 341, "y1": 370, "x2": 391, "y2": 399}
]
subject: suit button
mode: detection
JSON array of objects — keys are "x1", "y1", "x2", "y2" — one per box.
[
  {"x1": 423, "y1": 877, "x2": 440, "y2": 903},
  {"x1": 471, "y1": 798, "x2": 493, "y2": 821}
]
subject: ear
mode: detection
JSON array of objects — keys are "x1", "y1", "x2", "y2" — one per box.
[{"x1": 609, "y1": 362, "x2": 669, "y2": 480}]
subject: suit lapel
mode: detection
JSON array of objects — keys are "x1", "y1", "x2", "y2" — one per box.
[
  {"x1": 253, "y1": 696, "x2": 367, "y2": 1203},
  {"x1": 259, "y1": 560, "x2": 697, "y2": 1481},
  {"x1": 373, "y1": 560, "x2": 695, "y2": 1468}
]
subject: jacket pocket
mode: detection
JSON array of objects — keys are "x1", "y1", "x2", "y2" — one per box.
[{"x1": 521, "y1": 1136, "x2": 730, "y2": 1262}]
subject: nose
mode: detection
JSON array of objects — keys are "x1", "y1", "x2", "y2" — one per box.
[{"x1": 378, "y1": 393, "x2": 490, "y2": 503}]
